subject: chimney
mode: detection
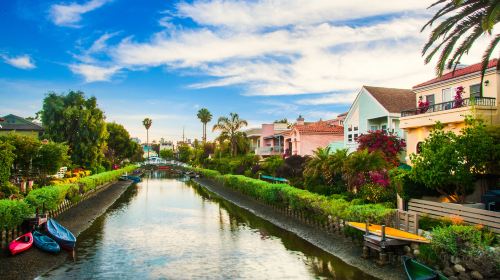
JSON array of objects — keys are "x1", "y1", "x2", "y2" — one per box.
[{"x1": 296, "y1": 115, "x2": 305, "y2": 125}]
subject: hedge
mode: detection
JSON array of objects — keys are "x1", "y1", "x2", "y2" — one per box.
[
  {"x1": 191, "y1": 167, "x2": 394, "y2": 224},
  {"x1": 0, "y1": 165, "x2": 138, "y2": 229},
  {"x1": 0, "y1": 199, "x2": 31, "y2": 229}
]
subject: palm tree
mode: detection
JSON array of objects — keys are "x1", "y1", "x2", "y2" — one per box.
[
  {"x1": 142, "y1": 118, "x2": 152, "y2": 159},
  {"x1": 212, "y1": 113, "x2": 248, "y2": 156},
  {"x1": 422, "y1": 0, "x2": 499, "y2": 89},
  {"x1": 197, "y1": 108, "x2": 212, "y2": 143},
  {"x1": 304, "y1": 147, "x2": 332, "y2": 181}
]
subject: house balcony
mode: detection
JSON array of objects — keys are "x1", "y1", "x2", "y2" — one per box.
[
  {"x1": 256, "y1": 146, "x2": 284, "y2": 156},
  {"x1": 400, "y1": 97, "x2": 497, "y2": 129}
]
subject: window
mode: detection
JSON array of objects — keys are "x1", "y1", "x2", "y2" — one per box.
[
  {"x1": 442, "y1": 88, "x2": 452, "y2": 109},
  {"x1": 353, "y1": 134, "x2": 358, "y2": 140},
  {"x1": 348, "y1": 125, "x2": 352, "y2": 132},
  {"x1": 425, "y1": 94, "x2": 435, "y2": 105},
  {"x1": 381, "y1": 125, "x2": 387, "y2": 131},
  {"x1": 370, "y1": 125, "x2": 378, "y2": 131},
  {"x1": 354, "y1": 126, "x2": 358, "y2": 131},
  {"x1": 470, "y1": 84, "x2": 481, "y2": 98},
  {"x1": 416, "y1": 142, "x2": 423, "y2": 154},
  {"x1": 348, "y1": 134, "x2": 352, "y2": 142}
]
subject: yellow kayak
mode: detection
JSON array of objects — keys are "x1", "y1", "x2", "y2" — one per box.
[{"x1": 347, "y1": 222, "x2": 430, "y2": 243}]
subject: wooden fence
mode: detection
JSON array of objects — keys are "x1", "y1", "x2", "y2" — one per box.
[
  {"x1": 0, "y1": 182, "x2": 114, "y2": 249},
  {"x1": 408, "y1": 199, "x2": 500, "y2": 233}
]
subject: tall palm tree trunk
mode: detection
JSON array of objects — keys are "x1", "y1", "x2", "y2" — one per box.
[{"x1": 147, "y1": 129, "x2": 149, "y2": 159}]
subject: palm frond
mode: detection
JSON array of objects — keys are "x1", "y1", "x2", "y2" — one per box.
[
  {"x1": 479, "y1": 33, "x2": 500, "y2": 95},
  {"x1": 447, "y1": 25, "x2": 484, "y2": 70}
]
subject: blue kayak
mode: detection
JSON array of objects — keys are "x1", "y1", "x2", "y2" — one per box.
[
  {"x1": 46, "y1": 219, "x2": 76, "y2": 250},
  {"x1": 127, "y1": 175, "x2": 141, "y2": 183},
  {"x1": 33, "y1": 230, "x2": 60, "y2": 253}
]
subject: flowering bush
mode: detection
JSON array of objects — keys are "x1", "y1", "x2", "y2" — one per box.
[
  {"x1": 356, "y1": 130, "x2": 406, "y2": 166},
  {"x1": 418, "y1": 96, "x2": 430, "y2": 113},
  {"x1": 453, "y1": 86, "x2": 464, "y2": 108}
]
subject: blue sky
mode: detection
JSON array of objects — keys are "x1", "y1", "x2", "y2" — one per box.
[{"x1": 0, "y1": 0, "x2": 493, "y2": 142}]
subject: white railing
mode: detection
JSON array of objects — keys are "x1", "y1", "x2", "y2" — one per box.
[{"x1": 256, "y1": 146, "x2": 284, "y2": 155}]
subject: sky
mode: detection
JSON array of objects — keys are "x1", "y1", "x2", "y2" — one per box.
[{"x1": 0, "y1": 0, "x2": 496, "y2": 142}]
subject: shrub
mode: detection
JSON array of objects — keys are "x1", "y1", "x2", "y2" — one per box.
[
  {"x1": 191, "y1": 167, "x2": 395, "y2": 225},
  {"x1": 0, "y1": 199, "x2": 33, "y2": 228},
  {"x1": 25, "y1": 184, "x2": 71, "y2": 211},
  {"x1": 431, "y1": 225, "x2": 485, "y2": 257},
  {"x1": 358, "y1": 183, "x2": 396, "y2": 204}
]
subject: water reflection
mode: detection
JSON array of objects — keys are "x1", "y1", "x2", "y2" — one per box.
[{"x1": 41, "y1": 171, "x2": 375, "y2": 279}]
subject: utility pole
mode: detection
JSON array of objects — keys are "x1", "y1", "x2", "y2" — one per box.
[{"x1": 182, "y1": 126, "x2": 185, "y2": 143}]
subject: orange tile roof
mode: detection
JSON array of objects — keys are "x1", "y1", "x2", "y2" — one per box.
[
  {"x1": 413, "y1": 59, "x2": 499, "y2": 89},
  {"x1": 294, "y1": 121, "x2": 343, "y2": 134}
]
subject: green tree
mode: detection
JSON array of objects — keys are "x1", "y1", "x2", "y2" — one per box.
[
  {"x1": 130, "y1": 142, "x2": 144, "y2": 163},
  {"x1": 422, "y1": 0, "x2": 499, "y2": 86},
  {"x1": 212, "y1": 113, "x2": 248, "y2": 156},
  {"x1": 143, "y1": 118, "x2": 152, "y2": 159},
  {"x1": 41, "y1": 91, "x2": 108, "y2": 170},
  {"x1": 177, "y1": 144, "x2": 192, "y2": 163},
  {"x1": 0, "y1": 134, "x2": 40, "y2": 177},
  {"x1": 410, "y1": 120, "x2": 494, "y2": 202},
  {"x1": 106, "y1": 122, "x2": 135, "y2": 165},
  {"x1": 0, "y1": 139, "x2": 15, "y2": 185},
  {"x1": 197, "y1": 108, "x2": 212, "y2": 142},
  {"x1": 33, "y1": 142, "x2": 70, "y2": 176},
  {"x1": 160, "y1": 149, "x2": 174, "y2": 159}
]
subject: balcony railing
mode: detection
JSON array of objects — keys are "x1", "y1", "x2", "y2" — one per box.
[
  {"x1": 256, "y1": 146, "x2": 284, "y2": 155},
  {"x1": 401, "y1": 97, "x2": 496, "y2": 117}
]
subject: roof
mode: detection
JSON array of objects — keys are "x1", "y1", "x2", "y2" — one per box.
[
  {"x1": 413, "y1": 59, "x2": 499, "y2": 89},
  {"x1": 245, "y1": 128, "x2": 262, "y2": 137},
  {"x1": 293, "y1": 121, "x2": 343, "y2": 134},
  {"x1": 363, "y1": 86, "x2": 415, "y2": 113},
  {"x1": 0, "y1": 114, "x2": 44, "y2": 131},
  {"x1": 337, "y1": 112, "x2": 348, "y2": 117}
]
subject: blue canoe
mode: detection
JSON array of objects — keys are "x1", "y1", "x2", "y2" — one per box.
[
  {"x1": 46, "y1": 219, "x2": 76, "y2": 250},
  {"x1": 33, "y1": 230, "x2": 60, "y2": 253}
]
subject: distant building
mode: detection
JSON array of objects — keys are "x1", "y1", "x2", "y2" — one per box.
[
  {"x1": 0, "y1": 114, "x2": 44, "y2": 138},
  {"x1": 160, "y1": 140, "x2": 174, "y2": 151},
  {"x1": 284, "y1": 116, "x2": 344, "y2": 156},
  {"x1": 142, "y1": 145, "x2": 158, "y2": 159}
]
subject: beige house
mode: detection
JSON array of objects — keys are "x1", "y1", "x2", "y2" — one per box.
[
  {"x1": 400, "y1": 59, "x2": 500, "y2": 160},
  {"x1": 0, "y1": 114, "x2": 44, "y2": 138}
]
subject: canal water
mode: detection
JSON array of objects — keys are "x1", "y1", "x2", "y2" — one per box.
[{"x1": 41, "y1": 172, "x2": 375, "y2": 279}]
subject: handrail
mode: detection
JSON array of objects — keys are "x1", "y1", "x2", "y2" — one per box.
[{"x1": 401, "y1": 97, "x2": 496, "y2": 117}]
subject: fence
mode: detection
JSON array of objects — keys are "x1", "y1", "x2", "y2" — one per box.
[
  {"x1": 0, "y1": 182, "x2": 114, "y2": 249},
  {"x1": 408, "y1": 199, "x2": 500, "y2": 233}
]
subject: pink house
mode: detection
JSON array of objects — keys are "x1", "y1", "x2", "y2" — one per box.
[{"x1": 284, "y1": 116, "x2": 344, "y2": 157}]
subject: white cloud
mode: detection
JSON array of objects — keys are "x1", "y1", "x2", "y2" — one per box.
[
  {"x1": 2, "y1": 55, "x2": 36, "y2": 69},
  {"x1": 176, "y1": 0, "x2": 434, "y2": 31},
  {"x1": 297, "y1": 92, "x2": 357, "y2": 105},
  {"x1": 50, "y1": 0, "x2": 111, "y2": 27},
  {"x1": 69, "y1": 63, "x2": 120, "y2": 82},
  {"x1": 67, "y1": 0, "x2": 493, "y2": 102}
]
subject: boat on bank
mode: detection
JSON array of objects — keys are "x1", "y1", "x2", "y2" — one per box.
[
  {"x1": 46, "y1": 219, "x2": 76, "y2": 250},
  {"x1": 402, "y1": 256, "x2": 448, "y2": 280},
  {"x1": 347, "y1": 222, "x2": 430, "y2": 243},
  {"x1": 9, "y1": 232, "x2": 33, "y2": 255},
  {"x1": 33, "y1": 230, "x2": 60, "y2": 254}
]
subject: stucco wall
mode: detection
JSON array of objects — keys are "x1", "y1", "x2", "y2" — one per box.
[
  {"x1": 299, "y1": 134, "x2": 344, "y2": 156},
  {"x1": 414, "y1": 71, "x2": 499, "y2": 104}
]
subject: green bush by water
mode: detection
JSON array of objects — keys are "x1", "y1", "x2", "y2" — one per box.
[
  {"x1": 192, "y1": 167, "x2": 395, "y2": 225},
  {"x1": 0, "y1": 165, "x2": 138, "y2": 229}
]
